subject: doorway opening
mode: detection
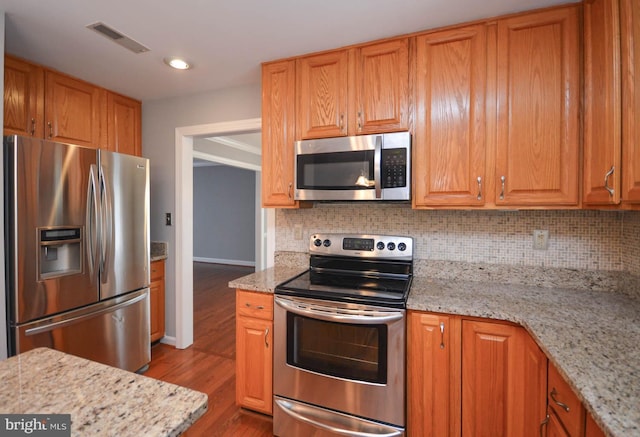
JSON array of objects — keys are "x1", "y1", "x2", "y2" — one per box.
[{"x1": 174, "y1": 118, "x2": 274, "y2": 349}]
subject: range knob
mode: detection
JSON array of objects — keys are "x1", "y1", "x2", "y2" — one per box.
[
  {"x1": 323, "y1": 239, "x2": 331, "y2": 247},
  {"x1": 387, "y1": 242, "x2": 396, "y2": 251},
  {"x1": 376, "y1": 241, "x2": 385, "y2": 250},
  {"x1": 398, "y1": 242, "x2": 407, "y2": 251},
  {"x1": 313, "y1": 238, "x2": 322, "y2": 247}
]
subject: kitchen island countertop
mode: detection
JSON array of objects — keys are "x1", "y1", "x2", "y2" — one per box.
[
  {"x1": 229, "y1": 267, "x2": 640, "y2": 437},
  {"x1": 0, "y1": 348, "x2": 208, "y2": 437}
]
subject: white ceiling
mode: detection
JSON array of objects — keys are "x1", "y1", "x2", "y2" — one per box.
[{"x1": 2, "y1": 0, "x2": 579, "y2": 102}]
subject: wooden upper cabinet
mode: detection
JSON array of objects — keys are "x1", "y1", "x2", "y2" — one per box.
[
  {"x1": 621, "y1": 0, "x2": 640, "y2": 205},
  {"x1": 262, "y1": 60, "x2": 298, "y2": 207},
  {"x1": 296, "y1": 50, "x2": 349, "y2": 139},
  {"x1": 413, "y1": 25, "x2": 487, "y2": 208},
  {"x1": 295, "y1": 38, "x2": 409, "y2": 139},
  {"x1": 354, "y1": 38, "x2": 410, "y2": 135},
  {"x1": 3, "y1": 55, "x2": 44, "y2": 137},
  {"x1": 495, "y1": 6, "x2": 580, "y2": 207},
  {"x1": 583, "y1": 0, "x2": 622, "y2": 206},
  {"x1": 45, "y1": 70, "x2": 103, "y2": 148},
  {"x1": 107, "y1": 92, "x2": 142, "y2": 156},
  {"x1": 462, "y1": 320, "x2": 547, "y2": 437}
]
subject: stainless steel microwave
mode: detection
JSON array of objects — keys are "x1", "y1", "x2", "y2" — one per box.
[{"x1": 294, "y1": 131, "x2": 411, "y2": 201}]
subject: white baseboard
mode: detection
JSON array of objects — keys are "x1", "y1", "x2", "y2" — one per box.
[
  {"x1": 193, "y1": 256, "x2": 255, "y2": 267},
  {"x1": 160, "y1": 336, "x2": 176, "y2": 346}
]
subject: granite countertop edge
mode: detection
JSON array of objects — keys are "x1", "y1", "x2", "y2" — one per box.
[
  {"x1": 0, "y1": 348, "x2": 208, "y2": 437},
  {"x1": 228, "y1": 267, "x2": 639, "y2": 437}
]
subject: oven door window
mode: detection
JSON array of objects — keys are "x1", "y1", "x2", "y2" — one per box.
[
  {"x1": 297, "y1": 150, "x2": 375, "y2": 190},
  {"x1": 286, "y1": 312, "x2": 387, "y2": 384}
]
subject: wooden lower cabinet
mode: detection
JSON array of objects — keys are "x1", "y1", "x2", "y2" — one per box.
[
  {"x1": 149, "y1": 260, "x2": 165, "y2": 343},
  {"x1": 235, "y1": 290, "x2": 273, "y2": 415},
  {"x1": 408, "y1": 312, "x2": 547, "y2": 437},
  {"x1": 545, "y1": 361, "x2": 607, "y2": 437}
]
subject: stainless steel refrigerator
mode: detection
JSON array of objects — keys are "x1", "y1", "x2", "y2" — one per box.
[{"x1": 3, "y1": 135, "x2": 150, "y2": 372}]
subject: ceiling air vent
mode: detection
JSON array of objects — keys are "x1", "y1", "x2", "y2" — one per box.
[{"x1": 86, "y1": 22, "x2": 150, "y2": 54}]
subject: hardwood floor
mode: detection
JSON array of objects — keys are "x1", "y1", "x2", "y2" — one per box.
[{"x1": 144, "y1": 262, "x2": 274, "y2": 436}]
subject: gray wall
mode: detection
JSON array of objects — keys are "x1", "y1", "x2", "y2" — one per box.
[
  {"x1": 142, "y1": 83, "x2": 261, "y2": 338},
  {"x1": 193, "y1": 165, "x2": 255, "y2": 265}
]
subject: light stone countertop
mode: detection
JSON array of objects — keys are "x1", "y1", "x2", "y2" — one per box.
[
  {"x1": 151, "y1": 241, "x2": 168, "y2": 262},
  {"x1": 228, "y1": 267, "x2": 640, "y2": 437},
  {"x1": 0, "y1": 348, "x2": 208, "y2": 437}
]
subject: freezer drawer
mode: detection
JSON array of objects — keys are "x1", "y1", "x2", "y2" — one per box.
[{"x1": 14, "y1": 289, "x2": 150, "y2": 372}]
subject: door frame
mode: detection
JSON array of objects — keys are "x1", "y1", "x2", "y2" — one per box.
[{"x1": 174, "y1": 118, "x2": 273, "y2": 349}]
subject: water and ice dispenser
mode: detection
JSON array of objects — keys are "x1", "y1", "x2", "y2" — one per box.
[{"x1": 38, "y1": 227, "x2": 82, "y2": 279}]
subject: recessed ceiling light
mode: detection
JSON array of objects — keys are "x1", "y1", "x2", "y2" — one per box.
[{"x1": 163, "y1": 57, "x2": 191, "y2": 70}]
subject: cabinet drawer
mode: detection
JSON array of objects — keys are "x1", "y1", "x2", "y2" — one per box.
[
  {"x1": 236, "y1": 290, "x2": 273, "y2": 320},
  {"x1": 548, "y1": 362, "x2": 585, "y2": 436},
  {"x1": 150, "y1": 260, "x2": 165, "y2": 281}
]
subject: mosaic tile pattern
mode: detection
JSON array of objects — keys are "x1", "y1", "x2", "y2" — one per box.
[
  {"x1": 622, "y1": 211, "x2": 640, "y2": 275},
  {"x1": 276, "y1": 205, "x2": 639, "y2": 272}
]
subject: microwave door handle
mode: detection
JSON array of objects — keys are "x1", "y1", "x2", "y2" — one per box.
[{"x1": 374, "y1": 136, "x2": 382, "y2": 198}]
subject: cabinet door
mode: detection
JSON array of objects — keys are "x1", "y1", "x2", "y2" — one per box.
[
  {"x1": 262, "y1": 60, "x2": 298, "y2": 207},
  {"x1": 547, "y1": 410, "x2": 571, "y2": 437},
  {"x1": 585, "y1": 413, "x2": 606, "y2": 437},
  {"x1": 3, "y1": 56, "x2": 44, "y2": 137},
  {"x1": 583, "y1": 0, "x2": 622, "y2": 205},
  {"x1": 408, "y1": 312, "x2": 461, "y2": 437},
  {"x1": 462, "y1": 320, "x2": 547, "y2": 437},
  {"x1": 149, "y1": 260, "x2": 165, "y2": 343},
  {"x1": 296, "y1": 50, "x2": 349, "y2": 139},
  {"x1": 622, "y1": 0, "x2": 640, "y2": 204},
  {"x1": 45, "y1": 71, "x2": 104, "y2": 148},
  {"x1": 107, "y1": 92, "x2": 142, "y2": 156},
  {"x1": 414, "y1": 25, "x2": 487, "y2": 207},
  {"x1": 236, "y1": 315, "x2": 273, "y2": 414},
  {"x1": 495, "y1": 6, "x2": 580, "y2": 206},
  {"x1": 354, "y1": 39, "x2": 409, "y2": 135}
]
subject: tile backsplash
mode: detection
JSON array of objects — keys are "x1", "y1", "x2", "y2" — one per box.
[{"x1": 276, "y1": 205, "x2": 640, "y2": 273}]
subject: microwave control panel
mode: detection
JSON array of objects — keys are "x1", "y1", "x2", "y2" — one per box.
[{"x1": 381, "y1": 149, "x2": 407, "y2": 188}]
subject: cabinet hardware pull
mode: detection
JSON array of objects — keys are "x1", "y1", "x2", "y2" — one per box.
[
  {"x1": 339, "y1": 114, "x2": 344, "y2": 132},
  {"x1": 439, "y1": 322, "x2": 445, "y2": 349},
  {"x1": 357, "y1": 111, "x2": 362, "y2": 131},
  {"x1": 30, "y1": 118, "x2": 36, "y2": 136},
  {"x1": 540, "y1": 415, "x2": 549, "y2": 437},
  {"x1": 499, "y1": 175, "x2": 506, "y2": 200},
  {"x1": 264, "y1": 327, "x2": 270, "y2": 348},
  {"x1": 288, "y1": 182, "x2": 292, "y2": 200},
  {"x1": 477, "y1": 176, "x2": 482, "y2": 201},
  {"x1": 244, "y1": 302, "x2": 264, "y2": 310},
  {"x1": 47, "y1": 121, "x2": 53, "y2": 138},
  {"x1": 550, "y1": 388, "x2": 570, "y2": 412},
  {"x1": 604, "y1": 165, "x2": 615, "y2": 197}
]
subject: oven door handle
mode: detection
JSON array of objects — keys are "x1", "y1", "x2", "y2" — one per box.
[
  {"x1": 275, "y1": 297, "x2": 404, "y2": 324},
  {"x1": 275, "y1": 397, "x2": 403, "y2": 437}
]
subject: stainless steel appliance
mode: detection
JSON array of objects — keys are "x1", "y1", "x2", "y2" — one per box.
[
  {"x1": 294, "y1": 132, "x2": 411, "y2": 201},
  {"x1": 3, "y1": 135, "x2": 150, "y2": 372},
  {"x1": 274, "y1": 233, "x2": 413, "y2": 437}
]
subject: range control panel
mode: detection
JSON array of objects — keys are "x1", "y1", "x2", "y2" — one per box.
[{"x1": 309, "y1": 233, "x2": 413, "y2": 260}]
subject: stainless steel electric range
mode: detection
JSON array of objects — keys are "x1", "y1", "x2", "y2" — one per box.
[{"x1": 273, "y1": 233, "x2": 413, "y2": 437}]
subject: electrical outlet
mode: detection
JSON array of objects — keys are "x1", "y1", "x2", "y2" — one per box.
[
  {"x1": 532, "y1": 230, "x2": 549, "y2": 250},
  {"x1": 294, "y1": 224, "x2": 303, "y2": 240}
]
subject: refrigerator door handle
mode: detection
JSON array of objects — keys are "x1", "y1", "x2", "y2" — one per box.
[
  {"x1": 23, "y1": 290, "x2": 148, "y2": 336},
  {"x1": 86, "y1": 164, "x2": 100, "y2": 280},
  {"x1": 98, "y1": 166, "x2": 113, "y2": 283}
]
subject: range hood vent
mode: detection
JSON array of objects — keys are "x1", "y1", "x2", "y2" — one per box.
[{"x1": 86, "y1": 22, "x2": 150, "y2": 54}]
